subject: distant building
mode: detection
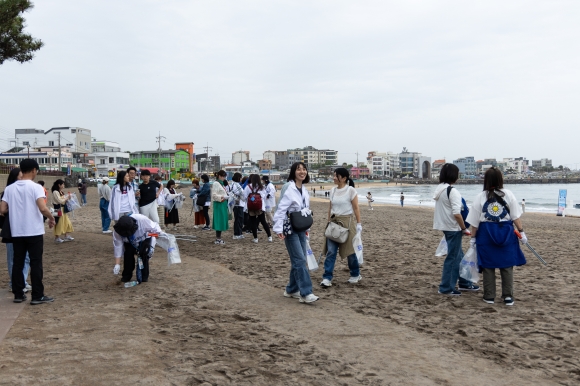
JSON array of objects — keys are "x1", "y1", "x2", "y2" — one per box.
[
  {"x1": 274, "y1": 151, "x2": 300, "y2": 170},
  {"x1": 431, "y1": 159, "x2": 446, "y2": 178},
  {"x1": 195, "y1": 153, "x2": 221, "y2": 173},
  {"x1": 398, "y1": 148, "x2": 431, "y2": 178},
  {"x1": 350, "y1": 167, "x2": 370, "y2": 179},
  {"x1": 232, "y1": 150, "x2": 250, "y2": 164},
  {"x1": 287, "y1": 146, "x2": 338, "y2": 168},
  {"x1": 91, "y1": 140, "x2": 130, "y2": 176},
  {"x1": 263, "y1": 151, "x2": 276, "y2": 166},
  {"x1": 502, "y1": 157, "x2": 529, "y2": 174},
  {"x1": 532, "y1": 158, "x2": 552, "y2": 168},
  {"x1": 241, "y1": 160, "x2": 259, "y2": 174},
  {"x1": 130, "y1": 149, "x2": 190, "y2": 179},
  {"x1": 453, "y1": 156, "x2": 477, "y2": 177},
  {"x1": 257, "y1": 159, "x2": 272, "y2": 171},
  {"x1": 175, "y1": 142, "x2": 195, "y2": 172}
]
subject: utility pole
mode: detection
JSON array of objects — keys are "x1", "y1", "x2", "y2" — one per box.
[
  {"x1": 156, "y1": 131, "x2": 166, "y2": 177},
  {"x1": 58, "y1": 131, "x2": 62, "y2": 173},
  {"x1": 203, "y1": 142, "x2": 213, "y2": 173},
  {"x1": 355, "y1": 151, "x2": 359, "y2": 167},
  {"x1": 27, "y1": 144, "x2": 30, "y2": 158}
]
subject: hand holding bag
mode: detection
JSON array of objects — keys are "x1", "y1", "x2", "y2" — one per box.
[{"x1": 325, "y1": 216, "x2": 351, "y2": 243}]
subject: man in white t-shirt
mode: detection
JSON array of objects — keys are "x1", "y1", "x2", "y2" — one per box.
[{"x1": 0, "y1": 160, "x2": 56, "y2": 305}]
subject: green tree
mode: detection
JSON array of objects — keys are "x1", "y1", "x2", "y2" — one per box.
[{"x1": 0, "y1": 0, "x2": 43, "y2": 65}]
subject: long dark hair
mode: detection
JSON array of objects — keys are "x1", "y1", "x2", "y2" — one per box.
[
  {"x1": 250, "y1": 174, "x2": 263, "y2": 191},
  {"x1": 334, "y1": 167, "x2": 354, "y2": 187},
  {"x1": 232, "y1": 172, "x2": 242, "y2": 182},
  {"x1": 167, "y1": 180, "x2": 176, "y2": 191},
  {"x1": 51, "y1": 179, "x2": 65, "y2": 193},
  {"x1": 483, "y1": 167, "x2": 505, "y2": 200},
  {"x1": 116, "y1": 171, "x2": 129, "y2": 188},
  {"x1": 287, "y1": 162, "x2": 310, "y2": 183},
  {"x1": 6, "y1": 168, "x2": 21, "y2": 187}
]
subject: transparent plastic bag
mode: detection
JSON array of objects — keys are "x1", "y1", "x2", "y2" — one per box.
[
  {"x1": 305, "y1": 237, "x2": 318, "y2": 271},
  {"x1": 459, "y1": 245, "x2": 479, "y2": 283},
  {"x1": 174, "y1": 194, "x2": 185, "y2": 209},
  {"x1": 155, "y1": 233, "x2": 182, "y2": 266},
  {"x1": 352, "y1": 232, "x2": 363, "y2": 265},
  {"x1": 66, "y1": 193, "x2": 82, "y2": 212},
  {"x1": 435, "y1": 236, "x2": 447, "y2": 257}
]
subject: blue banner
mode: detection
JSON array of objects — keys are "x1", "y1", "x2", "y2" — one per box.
[{"x1": 557, "y1": 189, "x2": 567, "y2": 216}]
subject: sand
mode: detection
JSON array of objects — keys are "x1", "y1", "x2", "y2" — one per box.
[{"x1": 0, "y1": 187, "x2": 579, "y2": 385}]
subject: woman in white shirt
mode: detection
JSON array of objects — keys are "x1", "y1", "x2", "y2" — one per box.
[
  {"x1": 320, "y1": 168, "x2": 362, "y2": 287},
  {"x1": 109, "y1": 171, "x2": 138, "y2": 222},
  {"x1": 273, "y1": 162, "x2": 318, "y2": 304},
  {"x1": 466, "y1": 167, "x2": 527, "y2": 306}
]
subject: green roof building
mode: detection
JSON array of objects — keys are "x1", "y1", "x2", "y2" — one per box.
[{"x1": 130, "y1": 149, "x2": 190, "y2": 179}]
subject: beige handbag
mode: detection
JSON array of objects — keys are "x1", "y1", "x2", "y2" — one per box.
[{"x1": 325, "y1": 216, "x2": 351, "y2": 243}]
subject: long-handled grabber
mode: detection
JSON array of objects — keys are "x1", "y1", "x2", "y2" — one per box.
[{"x1": 514, "y1": 230, "x2": 547, "y2": 266}]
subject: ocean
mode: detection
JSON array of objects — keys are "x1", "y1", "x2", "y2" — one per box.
[{"x1": 356, "y1": 183, "x2": 580, "y2": 214}]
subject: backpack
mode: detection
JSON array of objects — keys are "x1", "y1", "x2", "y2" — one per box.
[
  {"x1": 247, "y1": 188, "x2": 263, "y2": 211},
  {"x1": 446, "y1": 186, "x2": 470, "y2": 228}
]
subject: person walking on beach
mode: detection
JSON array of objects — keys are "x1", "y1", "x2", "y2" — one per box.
[
  {"x1": 230, "y1": 173, "x2": 246, "y2": 240},
  {"x1": 154, "y1": 175, "x2": 165, "y2": 224},
  {"x1": 51, "y1": 179, "x2": 75, "y2": 243},
  {"x1": 1, "y1": 159, "x2": 56, "y2": 304},
  {"x1": 433, "y1": 164, "x2": 479, "y2": 296},
  {"x1": 466, "y1": 167, "x2": 527, "y2": 306},
  {"x1": 1, "y1": 168, "x2": 31, "y2": 294},
  {"x1": 109, "y1": 171, "x2": 138, "y2": 222},
  {"x1": 273, "y1": 162, "x2": 319, "y2": 304},
  {"x1": 198, "y1": 174, "x2": 211, "y2": 230},
  {"x1": 98, "y1": 177, "x2": 112, "y2": 233},
  {"x1": 138, "y1": 169, "x2": 161, "y2": 223},
  {"x1": 366, "y1": 192, "x2": 374, "y2": 210},
  {"x1": 77, "y1": 179, "x2": 87, "y2": 206},
  {"x1": 521, "y1": 199, "x2": 526, "y2": 214},
  {"x1": 211, "y1": 171, "x2": 229, "y2": 244},
  {"x1": 163, "y1": 180, "x2": 182, "y2": 231},
  {"x1": 244, "y1": 174, "x2": 272, "y2": 243},
  {"x1": 400, "y1": 192, "x2": 405, "y2": 207},
  {"x1": 190, "y1": 179, "x2": 206, "y2": 229},
  {"x1": 262, "y1": 175, "x2": 276, "y2": 227},
  {"x1": 320, "y1": 168, "x2": 362, "y2": 288}
]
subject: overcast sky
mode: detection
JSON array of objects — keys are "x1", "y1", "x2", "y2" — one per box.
[{"x1": 1, "y1": 1, "x2": 579, "y2": 168}]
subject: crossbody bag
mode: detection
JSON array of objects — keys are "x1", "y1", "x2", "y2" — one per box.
[{"x1": 324, "y1": 188, "x2": 352, "y2": 243}]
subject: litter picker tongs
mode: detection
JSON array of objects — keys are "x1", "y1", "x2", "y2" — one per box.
[{"x1": 514, "y1": 229, "x2": 547, "y2": 266}]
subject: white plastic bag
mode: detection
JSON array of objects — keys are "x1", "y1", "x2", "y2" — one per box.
[
  {"x1": 155, "y1": 233, "x2": 182, "y2": 266},
  {"x1": 66, "y1": 193, "x2": 82, "y2": 212},
  {"x1": 305, "y1": 237, "x2": 318, "y2": 271},
  {"x1": 435, "y1": 236, "x2": 447, "y2": 257},
  {"x1": 459, "y1": 245, "x2": 479, "y2": 283},
  {"x1": 352, "y1": 232, "x2": 364, "y2": 265}
]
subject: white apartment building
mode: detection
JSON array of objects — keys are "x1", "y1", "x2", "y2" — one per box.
[
  {"x1": 14, "y1": 127, "x2": 92, "y2": 158},
  {"x1": 503, "y1": 157, "x2": 529, "y2": 174},
  {"x1": 288, "y1": 146, "x2": 338, "y2": 168},
  {"x1": 232, "y1": 150, "x2": 250, "y2": 164},
  {"x1": 263, "y1": 151, "x2": 276, "y2": 166},
  {"x1": 90, "y1": 140, "x2": 130, "y2": 176},
  {"x1": 366, "y1": 151, "x2": 400, "y2": 177}
]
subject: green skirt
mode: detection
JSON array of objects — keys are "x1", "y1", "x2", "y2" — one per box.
[{"x1": 212, "y1": 200, "x2": 229, "y2": 231}]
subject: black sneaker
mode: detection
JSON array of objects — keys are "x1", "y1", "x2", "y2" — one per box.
[
  {"x1": 13, "y1": 295, "x2": 27, "y2": 303},
  {"x1": 459, "y1": 284, "x2": 480, "y2": 291},
  {"x1": 257, "y1": 228, "x2": 263, "y2": 233},
  {"x1": 503, "y1": 297, "x2": 514, "y2": 306},
  {"x1": 483, "y1": 298, "x2": 494, "y2": 304},
  {"x1": 30, "y1": 296, "x2": 55, "y2": 305},
  {"x1": 202, "y1": 226, "x2": 211, "y2": 231},
  {"x1": 438, "y1": 290, "x2": 461, "y2": 296}
]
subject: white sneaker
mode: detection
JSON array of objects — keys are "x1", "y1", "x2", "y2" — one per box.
[
  {"x1": 320, "y1": 279, "x2": 332, "y2": 287},
  {"x1": 193, "y1": 225, "x2": 198, "y2": 229},
  {"x1": 268, "y1": 236, "x2": 272, "y2": 242},
  {"x1": 55, "y1": 238, "x2": 64, "y2": 243},
  {"x1": 102, "y1": 230, "x2": 113, "y2": 234},
  {"x1": 299, "y1": 294, "x2": 319, "y2": 303},
  {"x1": 64, "y1": 236, "x2": 74, "y2": 241},
  {"x1": 283, "y1": 290, "x2": 300, "y2": 299},
  {"x1": 232, "y1": 235, "x2": 241, "y2": 240},
  {"x1": 252, "y1": 238, "x2": 259, "y2": 243},
  {"x1": 347, "y1": 275, "x2": 362, "y2": 284}
]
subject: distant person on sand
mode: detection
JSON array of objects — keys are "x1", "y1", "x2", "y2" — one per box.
[
  {"x1": 320, "y1": 168, "x2": 362, "y2": 288},
  {"x1": 273, "y1": 162, "x2": 319, "y2": 304},
  {"x1": 198, "y1": 174, "x2": 211, "y2": 230},
  {"x1": 262, "y1": 175, "x2": 276, "y2": 227},
  {"x1": 98, "y1": 177, "x2": 112, "y2": 233},
  {"x1": 433, "y1": 164, "x2": 478, "y2": 296},
  {"x1": 230, "y1": 173, "x2": 246, "y2": 240},
  {"x1": 466, "y1": 167, "x2": 527, "y2": 306},
  {"x1": 211, "y1": 170, "x2": 229, "y2": 245},
  {"x1": 521, "y1": 199, "x2": 526, "y2": 213},
  {"x1": 366, "y1": 192, "x2": 374, "y2": 210},
  {"x1": 77, "y1": 178, "x2": 87, "y2": 206},
  {"x1": 400, "y1": 192, "x2": 405, "y2": 207},
  {"x1": 244, "y1": 174, "x2": 272, "y2": 243}
]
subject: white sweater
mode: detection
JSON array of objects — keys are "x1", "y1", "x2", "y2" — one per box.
[{"x1": 108, "y1": 184, "x2": 138, "y2": 221}]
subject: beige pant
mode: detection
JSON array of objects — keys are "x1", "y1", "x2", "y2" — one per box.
[
  {"x1": 265, "y1": 208, "x2": 274, "y2": 224},
  {"x1": 139, "y1": 201, "x2": 160, "y2": 224},
  {"x1": 482, "y1": 267, "x2": 514, "y2": 299}
]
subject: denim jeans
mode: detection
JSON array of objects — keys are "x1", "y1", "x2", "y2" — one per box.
[
  {"x1": 439, "y1": 231, "x2": 472, "y2": 293},
  {"x1": 100, "y1": 198, "x2": 111, "y2": 231},
  {"x1": 284, "y1": 231, "x2": 313, "y2": 297},
  {"x1": 81, "y1": 194, "x2": 87, "y2": 205},
  {"x1": 323, "y1": 238, "x2": 360, "y2": 281},
  {"x1": 6, "y1": 243, "x2": 30, "y2": 288}
]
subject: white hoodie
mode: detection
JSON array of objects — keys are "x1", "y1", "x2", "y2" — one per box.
[
  {"x1": 273, "y1": 181, "x2": 310, "y2": 234},
  {"x1": 432, "y1": 183, "x2": 463, "y2": 231}
]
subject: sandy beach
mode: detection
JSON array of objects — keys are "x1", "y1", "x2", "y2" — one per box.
[{"x1": 1, "y1": 187, "x2": 579, "y2": 385}]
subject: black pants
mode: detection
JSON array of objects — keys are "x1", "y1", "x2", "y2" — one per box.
[
  {"x1": 203, "y1": 206, "x2": 210, "y2": 227},
  {"x1": 242, "y1": 212, "x2": 250, "y2": 232},
  {"x1": 122, "y1": 242, "x2": 150, "y2": 283},
  {"x1": 233, "y1": 206, "x2": 244, "y2": 236},
  {"x1": 250, "y1": 212, "x2": 271, "y2": 238},
  {"x1": 12, "y1": 235, "x2": 44, "y2": 300}
]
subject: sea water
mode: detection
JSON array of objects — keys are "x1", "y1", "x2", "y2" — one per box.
[{"x1": 357, "y1": 183, "x2": 580, "y2": 214}]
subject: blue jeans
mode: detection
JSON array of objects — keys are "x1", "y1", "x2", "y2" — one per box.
[
  {"x1": 323, "y1": 238, "x2": 360, "y2": 281},
  {"x1": 100, "y1": 198, "x2": 111, "y2": 231},
  {"x1": 81, "y1": 194, "x2": 87, "y2": 205},
  {"x1": 284, "y1": 231, "x2": 313, "y2": 297},
  {"x1": 6, "y1": 243, "x2": 30, "y2": 287},
  {"x1": 439, "y1": 231, "x2": 472, "y2": 293}
]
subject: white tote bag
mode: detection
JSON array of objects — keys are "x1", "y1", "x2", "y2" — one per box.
[
  {"x1": 352, "y1": 232, "x2": 363, "y2": 265},
  {"x1": 305, "y1": 237, "x2": 318, "y2": 271}
]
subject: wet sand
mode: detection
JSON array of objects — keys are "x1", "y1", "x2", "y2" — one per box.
[{"x1": 0, "y1": 188, "x2": 579, "y2": 385}]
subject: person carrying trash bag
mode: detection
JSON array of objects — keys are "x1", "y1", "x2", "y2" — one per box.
[
  {"x1": 433, "y1": 164, "x2": 479, "y2": 296},
  {"x1": 320, "y1": 167, "x2": 363, "y2": 288},
  {"x1": 465, "y1": 167, "x2": 526, "y2": 306},
  {"x1": 112, "y1": 214, "x2": 161, "y2": 285}
]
